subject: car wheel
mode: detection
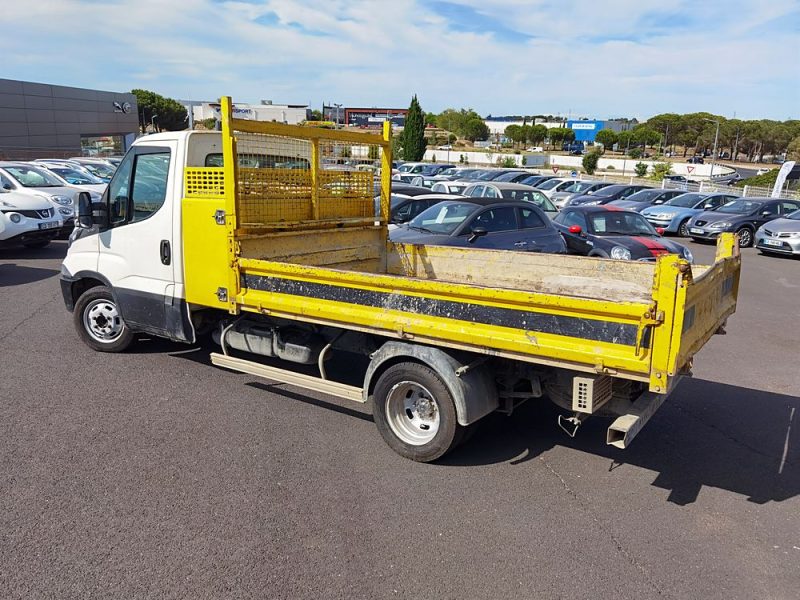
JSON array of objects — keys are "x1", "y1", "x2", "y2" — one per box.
[
  {"x1": 372, "y1": 362, "x2": 463, "y2": 462},
  {"x1": 22, "y1": 240, "x2": 50, "y2": 249},
  {"x1": 73, "y1": 286, "x2": 135, "y2": 353},
  {"x1": 678, "y1": 219, "x2": 691, "y2": 237},
  {"x1": 736, "y1": 226, "x2": 754, "y2": 248}
]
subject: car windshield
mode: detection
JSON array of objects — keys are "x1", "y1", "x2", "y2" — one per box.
[
  {"x1": 589, "y1": 212, "x2": 657, "y2": 236},
  {"x1": 625, "y1": 189, "x2": 662, "y2": 203},
  {"x1": 563, "y1": 181, "x2": 597, "y2": 193},
  {"x1": 50, "y1": 167, "x2": 103, "y2": 185},
  {"x1": 787, "y1": 209, "x2": 800, "y2": 220},
  {"x1": 81, "y1": 163, "x2": 116, "y2": 179},
  {"x1": 591, "y1": 185, "x2": 626, "y2": 198},
  {"x1": 501, "y1": 189, "x2": 556, "y2": 211},
  {"x1": 439, "y1": 168, "x2": 456, "y2": 176},
  {"x1": 716, "y1": 199, "x2": 763, "y2": 214},
  {"x1": 664, "y1": 193, "x2": 705, "y2": 208},
  {"x1": 3, "y1": 165, "x2": 65, "y2": 187},
  {"x1": 475, "y1": 171, "x2": 501, "y2": 180},
  {"x1": 407, "y1": 202, "x2": 478, "y2": 235},
  {"x1": 536, "y1": 178, "x2": 564, "y2": 190}
]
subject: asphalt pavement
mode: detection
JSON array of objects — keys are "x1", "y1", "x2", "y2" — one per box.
[{"x1": 0, "y1": 240, "x2": 798, "y2": 599}]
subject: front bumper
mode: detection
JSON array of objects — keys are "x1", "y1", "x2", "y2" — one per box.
[
  {"x1": 755, "y1": 234, "x2": 800, "y2": 255},
  {"x1": 644, "y1": 216, "x2": 678, "y2": 232},
  {"x1": 59, "y1": 272, "x2": 77, "y2": 311},
  {"x1": 0, "y1": 226, "x2": 60, "y2": 248}
]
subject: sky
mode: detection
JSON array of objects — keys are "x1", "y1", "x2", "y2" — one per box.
[{"x1": 2, "y1": 0, "x2": 799, "y2": 121}]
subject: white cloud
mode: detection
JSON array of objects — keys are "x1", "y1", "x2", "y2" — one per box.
[{"x1": 1, "y1": 0, "x2": 797, "y2": 120}]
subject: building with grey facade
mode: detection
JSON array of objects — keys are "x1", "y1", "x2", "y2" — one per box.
[{"x1": 0, "y1": 78, "x2": 139, "y2": 159}]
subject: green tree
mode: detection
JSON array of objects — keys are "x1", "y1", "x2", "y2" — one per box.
[
  {"x1": 628, "y1": 147, "x2": 643, "y2": 159},
  {"x1": 464, "y1": 118, "x2": 490, "y2": 142},
  {"x1": 634, "y1": 162, "x2": 648, "y2": 177},
  {"x1": 582, "y1": 150, "x2": 601, "y2": 175},
  {"x1": 787, "y1": 136, "x2": 800, "y2": 161},
  {"x1": 594, "y1": 129, "x2": 618, "y2": 149},
  {"x1": 650, "y1": 162, "x2": 673, "y2": 180},
  {"x1": 563, "y1": 129, "x2": 576, "y2": 142},
  {"x1": 548, "y1": 128, "x2": 566, "y2": 149},
  {"x1": 131, "y1": 88, "x2": 188, "y2": 132},
  {"x1": 528, "y1": 124, "x2": 548, "y2": 146},
  {"x1": 504, "y1": 124, "x2": 527, "y2": 148},
  {"x1": 425, "y1": 112, "x2": 438, "y2": 127},
  {"x1": 309, "y1": 109, "x2": 323, "y2": 121},
  {"x1": 401, "y1": 95, "x2": 426, "y2": 161},
  {"x1": 498, "y1": 156, "x2": 518, "y2": 167}
]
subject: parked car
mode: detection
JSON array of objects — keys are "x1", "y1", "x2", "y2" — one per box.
[
  {"x1": 608, "y1": 189, "x2": 686, "y2": 211},
  {"x1": 0, "y1": 162, "x2": 94, "y2": 238},
  {"x1": 0, "y1": 188, "x2": 64, "y2": 248},
  {"x1": 517, "y1": 174, "x2": 557, "y2": 187},
  {"x1": 35, "y1": 163, "x2": 107, "y2": 194},
  {"x1": 396, "y1": 162, "x2": 425, "y2": 173},
  {"x1": 389, "y1": 198, "x2": 567, "y2": 254},
  {"x1": 551, "y1": 180, "x2": 614, "y2": 208},
  {"x1": 431, "y1": 181, "x2": 468, "y2": 195},
  {"x1": 640, "y1": 192, "x2": 740, "y2": 236},
  {"x1": 392, "y1": 173, "x2": 424, "y2": 185},
  {"x1": 492, "y1": 171, "x2": 539, "y2": 183},
  {"x1": 687, "y1": 156, "x2": 704, "y2": 164},
  {"x1": 567, "y1": 184, "x2": 651, "y2": 206},
  {"x1": 755, "y1": 209, "x2": 800, "y2": 256},
  {"x1": 687, "y1": 198, "x2": 800, "y2": 247},
  {"x1": 461, "y1": 182, "x2": 558, "y2": 218},
  {"x1": 533, "y1": 177, "x2": 579, "y2": 198},
  {"x1": 471, "y1": 169, "x2": 526, "y2": 182},
  {"x1": 553, "y1": 206, "x2": 694, "y2": 262},
  {"x1": 375, "y1": 182, "x2": 430, "y2": 198},
  {"x1": 387, "y1": 193, "x2": 463, "y2": 229},
  {"x1": 437, "y1": 167, "x2": 479, "y2": 180},
  {"x1": 65, "y1": 158, "x2": 117, "y2": 182}
]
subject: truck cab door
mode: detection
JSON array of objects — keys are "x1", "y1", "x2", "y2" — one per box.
[{"x1": 97, "y1": 141, "x2": 192, "y2": 342}]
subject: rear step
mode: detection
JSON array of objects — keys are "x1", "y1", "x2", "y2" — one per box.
[
  {"x1": 211, "y1": 353, "x2": 365, "y2": 403},
  {"x1": 606, "y1": 389, "x2": 672, "y2": 449}
]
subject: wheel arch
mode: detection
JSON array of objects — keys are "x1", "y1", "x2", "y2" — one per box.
[
  {"x1": 363, "y1": 341, "x2": 498, "y2": 426},
  {"x1": 62, "y1": 270, "x2": 117, "y2": 312}
]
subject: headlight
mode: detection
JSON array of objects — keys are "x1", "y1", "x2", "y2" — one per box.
[
  {"x1": 51, "y1": 195, "x2": 73, "y2": 206},
  {"x1": 653, "y1": 213, "x2": 673, "y2": 220},
  {"x1": 709, "y1": 221, "x2": 732, "y2": 229},
  {"x1": 59, "y1": 208, "x2": 72, "y2": 216},
  {"x1": 788, "y1": 231, "x2": 800, "y2": 238},
  {"x1": 610, "y1": 246, "x2": 632, "y2": 260},
  {"x1": 683, "y1": 247, "x2": 694, "y2": 263},
  {"x1": 9, "y1": 213, "x2": 21, "y2": 223},
  {"x1": 584, "y1": 200, "x2": 600, "y2": 206}
]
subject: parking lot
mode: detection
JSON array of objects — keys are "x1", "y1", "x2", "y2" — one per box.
[{"x1": 0, "y1": 236, "x2": 797, "y2": 599}]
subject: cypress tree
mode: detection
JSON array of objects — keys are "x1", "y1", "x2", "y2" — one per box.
[{"x1": 402, "y1": 95, "x2": 426, "y2": 161}]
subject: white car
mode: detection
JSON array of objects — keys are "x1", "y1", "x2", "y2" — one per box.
[
  {"x1": 0, "y1": 188, "x2": 63, "y2": 249},
  {"x1": 431, "y1": 181, "x2": 468, "y2": 195},
  {"x1": 0, "y1": 162, "x2": 100, "y2": 238},
  {"x1": 35, "y1": 163, "x2": 108, "y2": 195}
]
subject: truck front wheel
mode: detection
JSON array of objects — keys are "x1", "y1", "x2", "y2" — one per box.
[
  {"x1": 74, "y1": 286, "x2": 134, "y2": 353},
  {"x1": 372, "y1": 362, "x2": 463, "y2": 462}
]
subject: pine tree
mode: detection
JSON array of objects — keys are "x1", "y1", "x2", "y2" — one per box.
[{"x1": 401, "y1": 95, "x2": 426, "y2": 161}]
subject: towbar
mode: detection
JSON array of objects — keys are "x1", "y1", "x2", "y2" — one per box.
[{"x1": 606, "y1": 382, "x2": 681, "y2": 449}]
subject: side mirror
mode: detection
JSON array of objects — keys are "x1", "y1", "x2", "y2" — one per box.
[
  {"x1": 703, "y1": 203, "x2": 713, "y2": 209},
  {"x1": 77, "y1": 192, "x2": 94, "y2": 228},
  {"x1": 2, "y1": 183, "x2": 12, "y2": 191},
  {"x1": 568, "y1": 225, "x2": 583, "y2": 235},
  {"x1": 468, "y1": 226, "x2": 488, "y2": 244},
  {"x1": 656, "y1": 227, "x2": 665, "y2": 236},
  {"x1": 760, "y1": 211, "x2": 772, "y2": 217}
]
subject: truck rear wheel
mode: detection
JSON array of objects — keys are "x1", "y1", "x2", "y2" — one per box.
[
  {"x1": 372, "y1": 362, "x2": 463, "y2": 462},
  {"x1": 74, "y1": 286, "x2": 134, "y2": 353}
]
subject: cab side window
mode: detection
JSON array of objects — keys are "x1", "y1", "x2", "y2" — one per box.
[
  {"x1": 131, "y1": 153, "x2": 170, "y2": 223},
  {"x1": 107, "y1": 154, "x2": 133, "y2": 225}
]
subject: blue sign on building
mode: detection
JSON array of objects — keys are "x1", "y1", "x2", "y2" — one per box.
[{"x1": 567, "y1": 119, "x2": 605, "y2": 142}]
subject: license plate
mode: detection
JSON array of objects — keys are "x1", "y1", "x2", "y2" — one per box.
[
  {"x1": 763, "y1": 239, "x2": 783, "y2": 247},
  {"x1": 689, "y1": 227, "x2": 703, "y2": 234},
  {"x1": 38, "y1": 221, "x2": 59, "y2": 230}
]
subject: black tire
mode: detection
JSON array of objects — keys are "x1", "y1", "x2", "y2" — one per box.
[
  {"x1": 73, "y1": 286, "x2": 134, "y2": 353},
  {"x1": 736, "y1": 226, "x2": 754, "y2": 248},
  {"x1": 678, "y1": 219, "x2": 690, "y2": 237},
  {"x1": 22, "y1": 240, "x2": 50, "y2": 249},
  {"x1": 372, "y1": 362, "x2": 463, "y2": 462}
]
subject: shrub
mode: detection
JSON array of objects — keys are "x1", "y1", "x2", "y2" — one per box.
[
  {"x1": 634, "y1": 162, "x2": 648, "y2": 177},
  {"x1": 628, "y1": 147, "x2": 643, "y2": 159},
  {"x1": 582, "y1": 150, "x2": 601, "y2": 175},
  {"x1": 606, "y1": 165, "x2": 615, "y2": 170},
  {"x1": 650, "y1": 162, "x2": 673, "y2": 180}
]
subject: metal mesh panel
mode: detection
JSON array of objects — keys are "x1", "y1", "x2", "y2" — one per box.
[
  {"x1": 185, "y1": 167, "x2": 225, "y2": 197},
  {"x1": 233, "y1": 130, "x2": 381, "y2": 226}
]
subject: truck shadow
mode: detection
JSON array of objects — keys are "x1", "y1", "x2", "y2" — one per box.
[
  {"x1": 0, "y1": 264, "x2": 60, "y2": 287},
  {"x1": 0, "y1": 241, "x2": 68, "y2": 260},
  {"x1": 443, "y1": 378, "x2": 799, "y2": 506}
]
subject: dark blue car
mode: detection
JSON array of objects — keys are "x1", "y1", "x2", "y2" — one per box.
[{"x1": 389, "y1": 198, "x2": 567, "y2": 254}]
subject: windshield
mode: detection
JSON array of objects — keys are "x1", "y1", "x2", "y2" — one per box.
[
  {"x1": 536, "y1": 178, "x2": 565, "y2": 191},
  {"x1": 501, "y1": 189, "x2": 556, "y2": 211},
  {"x1": 716, "y1": 199, "x2": 763, "y2": 214},
  {"x1": 592, "y1": 185, "x2": 626, "y2": 198},
  {"x1": 475, "y1": 171, "x2": 500, "y2": 180},
  {"x1": 407, "y1": 202, "x2": 478, "y2": 235},
  {"x1": 787, "y1": 209, "x2": 800, "y2": 221},
  {"x1": 50, "y1": 167, "x2": 103, "y2": 185},
  {"x1": 3, "y1": 165, "x2": 65, "y2": 187},
  {"x1": 563, "y1": 181, "x2": 597, "y2": 193},
  {"x1": 664, "y1": 193, "x2": 705, "y2": 208},
  {"x1": 624, "y1": 189, "x2": 662, "y2": 203},
  {"x1": 80, "y1": 163, "x2": 116, "y2": 180},
  {"x1": 589, "y1": 212, "x2": 657, "y2": 236}
]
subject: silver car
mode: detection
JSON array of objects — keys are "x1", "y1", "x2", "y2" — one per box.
[{"x1": 755, "y1": 209, "x2": 800, "y2": 256}]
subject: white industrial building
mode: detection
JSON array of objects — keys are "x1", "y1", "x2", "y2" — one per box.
[{"x1": 191, "y1": 100, "x2": 310, "y2": 124}]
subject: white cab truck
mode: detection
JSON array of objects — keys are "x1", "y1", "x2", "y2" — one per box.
[{"x1": 60, "y1": 100, "x2": 741, "y2": 461}]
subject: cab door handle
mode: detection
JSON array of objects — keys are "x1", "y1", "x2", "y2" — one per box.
[
  {"x1": 160, "y1": 240, "x2": 171, "y2": 265},
  {"x1": 514, "y1": 241, "x2": 528, "y2": 248}
]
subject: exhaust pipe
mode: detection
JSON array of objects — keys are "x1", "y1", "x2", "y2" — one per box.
[{"x1": 606, "y1": 389, "x2": 672, "y2": 449}]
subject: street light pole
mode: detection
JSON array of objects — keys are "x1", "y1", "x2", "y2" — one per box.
[
  {"x1": 704, "y1": 118, "x2": 720, "y2": 180},
  {"x1": 621, "y1": 137, "x2": 631, "y2": 176},
  {"x1": 333, "y1": 103, "x2": 342, "y2": 130}
]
